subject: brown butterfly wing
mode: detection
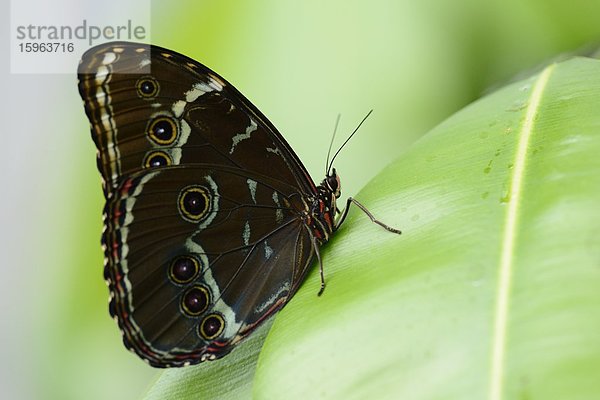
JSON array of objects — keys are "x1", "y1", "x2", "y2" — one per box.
[
  {"x1": 104, "y1": 166, "x2": 314, "y2": 366},
  {"x1": 77, "y1": 42, "x2": 316, "y2": 198},
  {"x1": 78, "y1": 42, "x2": 319, "y2": 367}
]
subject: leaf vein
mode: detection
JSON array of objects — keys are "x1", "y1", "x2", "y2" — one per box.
[{"x1": 489, "y1": 64, "x2": 555, "y2": 400}]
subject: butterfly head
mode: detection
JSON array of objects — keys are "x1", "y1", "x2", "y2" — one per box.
[{"x1": 324, "y1": 168, "x2": 342, "y2": 199}]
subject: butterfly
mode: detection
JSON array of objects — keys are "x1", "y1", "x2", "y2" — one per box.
[{"x1": 77, "y1": 41, "x2": 400, "y2": 367}]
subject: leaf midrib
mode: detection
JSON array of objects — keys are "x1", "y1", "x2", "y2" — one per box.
[{"x1": 488, "y1": 64, "x2": 556, "y2": 400}]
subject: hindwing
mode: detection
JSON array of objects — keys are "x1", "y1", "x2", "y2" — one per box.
[{"x1": 104, "y1": 166, "x2": 314, "y2": 366}]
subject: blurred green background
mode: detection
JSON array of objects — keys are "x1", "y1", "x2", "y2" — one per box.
[{"x1": 3, "y1": 0, "x2": 600, "y2": 399}]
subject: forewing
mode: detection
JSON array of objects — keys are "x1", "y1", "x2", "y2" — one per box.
[{"x1": 77, "y1": 41, "x2": 316, "y2": 198}]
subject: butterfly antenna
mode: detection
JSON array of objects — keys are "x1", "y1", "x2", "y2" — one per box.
[
  {"x1": 325, "y1": 114, "x2": 342, "y2": 175},
  {"x1": 327, "y1": 109, "x2": 373, "y2": 175}
]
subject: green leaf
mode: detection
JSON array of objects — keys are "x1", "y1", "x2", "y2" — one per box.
[
  {"x1": 144, "y1": 320, "x2": 272, "y2": 400},
  {"x1": 146, "y1": 57, "x2": 600, "y2": 399},
  {"x1": 255, "y1": 57, "x2": 600, "y2": 399}
]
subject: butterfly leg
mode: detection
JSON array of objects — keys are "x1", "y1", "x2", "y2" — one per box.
[
  {"x1": 336, "y1": 197, "x2": 402, "y2": 234},
  {"x1": 312, "y1": 238, "x2": 326, "y2": 296}
]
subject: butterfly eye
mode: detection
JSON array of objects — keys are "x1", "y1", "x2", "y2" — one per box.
[
  {"x1": 144, "y1": 151, "x2": 172, "y2": 168},
  {"x1": 169, "y1": 255, "x2": 200, "y2": 284},
  {"x1": 327, "y1": 176, "x2": 338, "y2": 190},
  {"x1": 178, "y1": 185, "x2": 211, "y2": 222},
  {"x1": 136, "y1": 76, "x2": 159, "y2": 98},
  {"x1": 181, "y1": 285, "x2": 210, "y2": 316},
  {"x1": 199, "y1": 313, "x2": 225, "y2": 340},
  {"x1": 148, "y1": 117, "x2": 178, "y2": 145}
]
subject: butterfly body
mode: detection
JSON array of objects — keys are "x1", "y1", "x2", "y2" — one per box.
[{"x1": 78, "y1": 42, "x2": 353, "y2": 367}]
